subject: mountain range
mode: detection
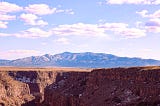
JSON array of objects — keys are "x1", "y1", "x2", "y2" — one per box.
[{"x1": 0, "y1": 52, "x2": 160, "y2": 68}]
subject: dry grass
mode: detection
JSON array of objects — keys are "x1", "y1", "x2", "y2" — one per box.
[
  {"x1": 0, "y1": 66, "x2": 159, "y2": 72},
  {"x1": 140, "y1": 66, "x2": 160, "y2": 70},
  {"x1": 0, "y1": 66, "x2": 91, "y2": 72}
]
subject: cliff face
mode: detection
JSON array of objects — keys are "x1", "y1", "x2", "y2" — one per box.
[
  {"x1": 43, "y1": 67, "x2": 160, "y2": 106},
  {"x1": 0, "y1": 67, "x2": 88, "y2": 106},
  {"x1": 0, "y1": 70, "x2": 60, "y2": 106},
  {"x1": 0, "y1": 67, "x2": 160, "y2": 106},
  {"x1": 0, "y1": 72, "x2": 32, "y2": 106},
  {"x1": 8, "y1": 71, "x2": 59, "y2": 106}
]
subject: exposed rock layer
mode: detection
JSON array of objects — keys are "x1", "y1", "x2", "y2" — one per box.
[
  {"x1": 0, "y1": 72, "x2": 32, "y2": 106},
  {"x1": 43, "y1": 67, "x2": 160, "y2": 106},
  {"x1": 0, "y1": 67, "x2": 160, "y2": 106},
  {"x1": 0, "y1": 67, "x2": 88, "y2": 106}
]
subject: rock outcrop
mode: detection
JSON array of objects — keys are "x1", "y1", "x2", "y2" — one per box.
[{"x1": 43, "y1": 66, "x2": 160, "y2": 106}]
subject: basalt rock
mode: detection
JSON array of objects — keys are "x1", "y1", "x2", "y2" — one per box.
[
  {"x1": 8, "y1": 71, "x2": 59, "y2": 105},
  {"x1": 0, "y1": 70, "x2": 61, "y2": 106},
  {"x1": 0, "y1": 72, "x2": 32, "y2": 106},
  {"x1": 43, "y1": 67, "x2": 160, "y2": 106},
  {"x1": 0, "y1": 67, "x2": 160, "y2": 106}
]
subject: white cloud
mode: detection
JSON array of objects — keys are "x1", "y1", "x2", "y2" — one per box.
[
  {"x1": 0, "y1": 2, "x2": 23, "y2": 14},
  {"x1": 98, "y1": 23, "x2": 128, "y2": 30},
  {"x1": 0, "y1": 28, "x2": 52, "y2": 38},
  {"x1": 36, "y1": 20, "x2": 48, "y2": 26},
  {"x1": 52, "y1": 23, "x2": 107, "y2": 37},
  {"x1": 0, "y1": 21, "x2": 8, "y2": 28},
  {"x1": 136, "y1": 10, "x2": 149, "y2": 17},
  {"x1": 55, "y1": 37, "x2": 70, "y2": 45},
  {"x1": 52, "y1": 23, "x2": 146, "y2": 38},
  {"x1": 64, "y1": 9, "x2": 74, "y2": 15},
  {"x1": 25, "y1": 4, "x2": 56, "y2": 15},
  {"x1": 145, "y1": 18, "x2": 160, "y2": 33},
  {"x1": 0, "y1": 14, "x2": 16, "y2": 21},
  {"x1": 106, "y1": 0, "x2": 160, "y2": 5},
  {"x1": 20, "y1": 13, "x2": 48, "y2": 26},
  {"x1": 0, "y1": 2, "x2": 22, "y2": 29},
  {"x1": 137, "y1": 9, "x2": 160, "y2": 33},
  {"x1": 116, "y1": 28, "x2": 146, "y2": 38},
  {"x1": 20, "y1": 13, "x2": 37, "y2": 25},
  {"x1": 25, "y1": 4, "x2": 74, "y2": 15},
  {"x1": 0, "y1": 50, "x2": 43, "y2": 60},
  {"x1": 99, "y1": 23, "x2": 146, "y2": 38},
  {"x1": 137, "y1": 9, "x2": 160, "y2": 18},
  {"x1": 0, "y1": 22, "x2": 146, "y2": 38},
  {"x1": 14, "y1": 28, "x2": 52, "y2": 38},
  {"x1": 135, "y1": 21, "x2": 143, "y2": 28}
]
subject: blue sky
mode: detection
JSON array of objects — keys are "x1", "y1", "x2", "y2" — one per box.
[{"x1": 0, "y1": 0, "x2": 160, "y2": 60}]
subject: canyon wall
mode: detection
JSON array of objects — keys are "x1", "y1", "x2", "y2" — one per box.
[
  {"x1": 0, "y1": 67, "x2": 88, "y2": 106},
  {"x1": 43, "y1": 67, "x2": 160, "y2": 106},
  {"x1": 0, "y1": 70, "x2": 60, "y2": 106},
  {"x1": 0, "y1": 67, "x2": 160, "y2": 106},
  {"x1": 0, "y1": 72, "x2": 32, "y2": 106}
]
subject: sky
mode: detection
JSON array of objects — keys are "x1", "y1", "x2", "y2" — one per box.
[{"x1": 0, "y1": 0, "x2": 160, "y2": 60}]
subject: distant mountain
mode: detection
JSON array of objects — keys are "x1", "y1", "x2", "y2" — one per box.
[{"x1": 0, "y1": 52, "x2": 160, "y2": 68}]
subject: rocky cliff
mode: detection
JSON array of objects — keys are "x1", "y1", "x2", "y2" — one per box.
[
  {"x1": 0, "y1": 72, "x2": 32, "y2": 106},
  {"x1": 0, "y1": 67, "x2": 160, "y2": 106},
  {"x1": 43, "y1": 66, "x2": 160, "y2": 106},
  {"x1": 0, "y1": 67, "x2": 88, "y2": 106}
]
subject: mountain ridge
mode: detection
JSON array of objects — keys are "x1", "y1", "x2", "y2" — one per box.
[{"x1": 0, "y1": 52, "x2": 160, "y2": 68}]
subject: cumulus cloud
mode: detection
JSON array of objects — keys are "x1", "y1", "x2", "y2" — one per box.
[
  {"x1": 106, "y1": 0, "x2": 160, "y2": 5},
  {"x1": 51, "y1": 23, "x2": 146, "y2": 38},
  {"x1": 25, "y1": 4, "x2": 56, "y2": 15},
  {"x1": 0, "y1": 2, "x2": 22, "y2": 28},
  {"x1": 20, "y1": 13, "x2": 48, "y2": 26},
  {"x1": 0, "y1": 50, "x2": 42, "y2": 60},
  {"x1": 0, "y1": 21, "x2": 8, "y2": 28},
  {"x1": 0, "y1": 2, "x2": 74, "y2": 28},
  {"x1": 0, "y1": 2, "x2": 23, "y2": 14}
]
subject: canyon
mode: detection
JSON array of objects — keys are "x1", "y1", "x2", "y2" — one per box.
[{"x1": 0, "y1": 66, "x2": 160, "y2": 106}]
